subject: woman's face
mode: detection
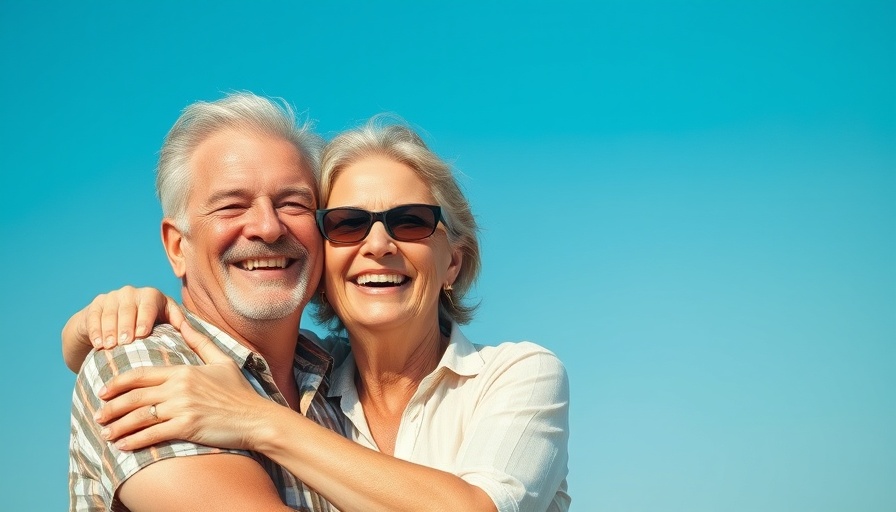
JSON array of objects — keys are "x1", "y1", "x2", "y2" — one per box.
[{"x1": 322, "y1": 155, "x2": 461, "y2": 334}]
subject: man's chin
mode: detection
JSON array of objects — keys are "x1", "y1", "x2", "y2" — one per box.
[
  {"x1": 232, "y1": 301, "x2": 301, "y2": 320},
  {"x1": 226, "y1": 289, "x2": 305, "y2": 321}
]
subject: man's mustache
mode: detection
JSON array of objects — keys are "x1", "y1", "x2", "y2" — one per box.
[{"x1": 221, "y1": 238, "x2": 308, "y2": 263}]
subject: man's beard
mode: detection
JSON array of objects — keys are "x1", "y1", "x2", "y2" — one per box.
[{"x1": 220, "y1": 238, "x2": 312, "y2": 320}]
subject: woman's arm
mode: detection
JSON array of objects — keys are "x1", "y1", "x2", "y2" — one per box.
[
  {"x1": 256, "y1": 401, "x2": 499, "y2": 512},
  {"x1": 448, "y1": 343, "x2": 571, "y2": 512},
  {"x1": 96, "y1": 322, "x2": 498, "y2": 512},
  {"x1": 61, "y1": 286, "x2": 183, "y2": 372},
  {"x1": 62, "y1": 307, "x2": 95, "y2": 372}
]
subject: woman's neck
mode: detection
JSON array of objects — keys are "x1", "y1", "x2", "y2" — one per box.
[
  {"x1": 349, "y1": 320, "x2": 447, "y2": 403},
  {"x1": 349, "y1": 320, "x2": 449, "y2": 455}
]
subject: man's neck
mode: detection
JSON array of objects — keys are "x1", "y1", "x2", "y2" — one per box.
[{"x1": 180, "y1": 294, "x2": 303, "y2": 394}]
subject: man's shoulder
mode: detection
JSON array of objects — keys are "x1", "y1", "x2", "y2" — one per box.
[{"x1": 78, "y1": 324, "x2": 200, "y2": 383}]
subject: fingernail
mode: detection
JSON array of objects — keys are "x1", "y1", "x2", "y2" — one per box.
[
  {"x1": 92, "y1": 338, "x2": 102, "y2": 349},
  {"x1": 135, "y1": 325, "x2": 147, "y2": 337},
  {"x1": 101, "y1": 428, "x2": 111, "y2": 440},
  {"x1": 114, "y1": 439, "x2": 127, "y2": 450},
  {"x1": 104, "y1": 336, "x2": 115, "y2": 348},
  {"x1": 94, "y1": 410, "x2": 102, "y2": 421},
  {"x1": 119, "y1": 332, "x2": 129, "y2": 343},
  {"x1": 98, "y1": 386, "x2": 107, "y2": 397}
]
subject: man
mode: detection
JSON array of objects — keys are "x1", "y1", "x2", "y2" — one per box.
[{"x1": 68, "y1": 93, "x2": 341, "y2": 511}]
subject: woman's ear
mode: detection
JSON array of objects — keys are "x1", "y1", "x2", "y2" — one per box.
[
  {"x1": 445, "y1": 245, "x2": 463, "y2": 287},
  {"x1": 161, "y1": 219, "x2": 187, "y2": 278}
]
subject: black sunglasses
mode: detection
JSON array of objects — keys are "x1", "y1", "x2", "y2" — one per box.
[{"x1": 316, "y1": 204, "x2": 446, "y2": 244}]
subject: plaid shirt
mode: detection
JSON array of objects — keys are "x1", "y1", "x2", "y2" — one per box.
[{"x1": 69, "y1": 315, "x2": 345, "y2": 512}]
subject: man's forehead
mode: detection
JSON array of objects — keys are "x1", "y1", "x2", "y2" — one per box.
[{"x1": 187, "y1": 128, "x2": 319, "y2": 203}]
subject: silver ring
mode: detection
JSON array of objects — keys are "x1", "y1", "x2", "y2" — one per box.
[{"x1": 149, "y1": 404, "x2": 158, "y2": 420}]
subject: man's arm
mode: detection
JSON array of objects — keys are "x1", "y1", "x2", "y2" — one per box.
[
  {"x1": 70, "y1": 332, "x2": 296, "y2": 511},
  {"x1": 118, "y1": 454, "x2": 293, "y2": 512}
]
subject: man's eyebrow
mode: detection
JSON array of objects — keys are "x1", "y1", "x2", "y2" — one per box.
[
  {"x1": 275, "y1": 187, "x2": 316, "y2": 202},
  {"x1": 205, "y1": 187, "x2": 317, "y2": 204},
  {"x1": 206, "y1": 189, "x2": 251, "y2": 204}
]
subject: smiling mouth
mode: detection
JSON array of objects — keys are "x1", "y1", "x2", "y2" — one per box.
[
  {"x1": 238, "y1": 257, "x2": 293, "y2": 271},
  {"x1": 355, "y1": 274, "x2": 409, "y2": 287}
]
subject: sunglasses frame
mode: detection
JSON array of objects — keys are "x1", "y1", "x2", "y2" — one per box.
[{"x1": 315, "y1": 203, "x2": 445, "y2": 244}]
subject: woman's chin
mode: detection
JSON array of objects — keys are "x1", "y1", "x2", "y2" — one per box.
[
  {"x1": 342, "y1": 305, "x2": 423, "y2": 333},
  {"x1": 349, "y1": 314, "x2": 409, "y2": 332}
]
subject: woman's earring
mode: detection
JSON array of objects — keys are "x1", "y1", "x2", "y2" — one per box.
[{"x1": 442, "y1": 284, "x2": 455, "y2": 307}]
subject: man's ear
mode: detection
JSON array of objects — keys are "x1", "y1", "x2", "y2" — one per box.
[{"x1": 161, "y1": 219, "x2": 187, "y2": 278}]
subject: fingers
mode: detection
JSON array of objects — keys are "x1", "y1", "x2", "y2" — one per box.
[
  {"x1": 165, "y1": 299, "x2": 187, "y2": 332},
  {"x1": 97, "y1": 293, "x2": 123, "y2": 349},
  {"x1": 134, "y1": 299, "x2": 160, "y2": 339},
  {"x1": 101, "y1": 403, "x2": 176, "y2": 451},
  {"x1": 84, "y1": 287, "x2": 134, "y2": 349},
  {"x1": 180, "y1": 321, "x2": 232, "y2": 365},
  {"x1": 95, "y1": 386, "x2": 155, "y2": 428},
  {"x1": 99, "y1": 365, "x2": 173, "y2": 401},
  {"x1": 98, "y1": 401, "x2": 160, "y2": 439},
  {"x1": 116, "y1": 294, "x2": 140, "y2": 344},
  {"x1": 118, "y1": 286, "x2": 161, "y2": 344},
  {"x1": 82, "y1": 286, "x2": 175, "y2": 350},
  {"x1": 109, "y1": 412, "x2": 189, "y2": 451},
  {"x1": 83, "y1": 295, "x2": 101, "y2": 350},
  {"x1": 96, "y1": 366, "x2": 185, "y2": 447}
]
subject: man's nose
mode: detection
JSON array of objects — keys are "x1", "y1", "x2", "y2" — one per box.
[{"x1": 245, "y1": 200, "x2": 286, "y2": 242}]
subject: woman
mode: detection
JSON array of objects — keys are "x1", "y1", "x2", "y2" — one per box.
[{"x1": 63, "y1": 119, "x2": 570, "y2": 511}]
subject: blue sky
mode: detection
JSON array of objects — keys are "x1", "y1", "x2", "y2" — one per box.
[{"x1": 1, "y1": 1, "x2": 893, "y2": 510}]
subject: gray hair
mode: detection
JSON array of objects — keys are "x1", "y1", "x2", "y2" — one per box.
[
  {"x1": 156, "y1": 92, "x2": 324, "y2": 230},
  {"x1": 312, "y1": 116, "x2": 481, "y2": 331}
]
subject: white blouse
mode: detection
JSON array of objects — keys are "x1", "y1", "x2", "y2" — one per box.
[{"x1": 325, "y1": 325, "x2": 571, "y2": 512}]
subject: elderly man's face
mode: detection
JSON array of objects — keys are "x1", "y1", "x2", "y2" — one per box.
[{"x1": 169, "y1": 128, "x2": 322, "y2": 322}]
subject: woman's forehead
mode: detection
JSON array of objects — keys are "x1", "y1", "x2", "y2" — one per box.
[{"x1": 328, "y1": 156, "x2": 435, "y2": 207}]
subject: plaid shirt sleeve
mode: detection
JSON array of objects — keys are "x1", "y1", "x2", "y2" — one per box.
[{"x1": 68, "y1": 325, "x2": 250, "y2": 512}]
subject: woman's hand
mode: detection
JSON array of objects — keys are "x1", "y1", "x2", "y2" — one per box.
[
  {"x1": 94, "y1": 321, "x2": 275, "y2": 451},
  {"x1": 87, "y1": 285, "x2": 183, "y2": 349},
  {"x1": 62, "y1": 286, "x2": 183, "y2": 372}
]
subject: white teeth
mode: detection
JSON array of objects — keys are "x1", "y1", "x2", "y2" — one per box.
[
  {"x1": 356, "y1": 274, "x2": 405, "y2": 285},
  {"x1": 241, "y1": 257, "x2": 287, "y2": 270}
]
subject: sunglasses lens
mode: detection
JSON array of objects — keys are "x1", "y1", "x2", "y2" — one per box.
[
  {"x1": 387, "y1": 205, "x2": 439, "y2": 241},
  {"x1": 319, "y1": 205, "x2": 441, "y2": 243},
  {"x1": 321, "y1": 209, "x2": 371, "y2": 243}
]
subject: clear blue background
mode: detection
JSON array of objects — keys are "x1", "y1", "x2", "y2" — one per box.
[{"x1": 1, "y1": 1, "x2": 893, "y2": 510}]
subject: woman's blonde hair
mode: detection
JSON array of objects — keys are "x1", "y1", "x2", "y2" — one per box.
[{"x1": 312, "y1": 116, "x2": 480, "y2": 332}]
